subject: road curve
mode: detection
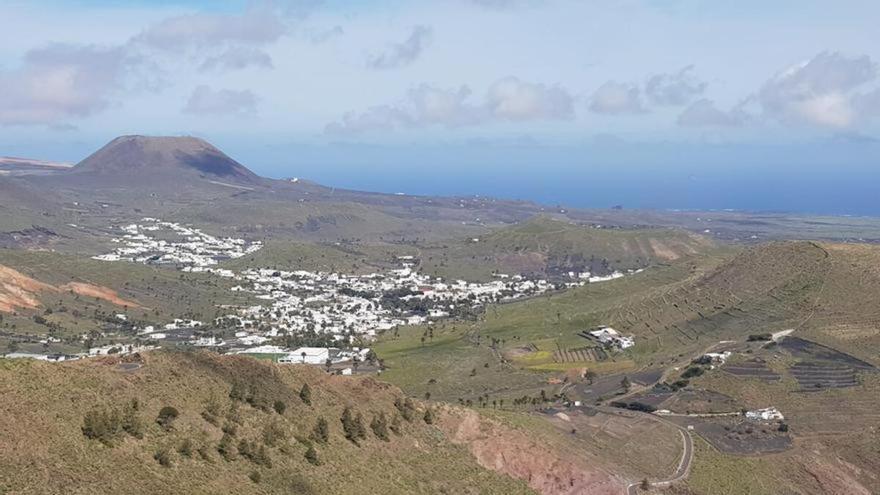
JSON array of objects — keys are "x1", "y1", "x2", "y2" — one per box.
[{"x1": 604, "y1": 408, "x2": 693, "y2": 495}]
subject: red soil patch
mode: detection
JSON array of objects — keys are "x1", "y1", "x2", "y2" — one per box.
[
  {"x1": 0, "y1": 265, "x2": 57, "y2": 312},
  {"x1": 60, "y1": 282, "x2": 141, "y2": 308},
  {"x1": 438, "y1": 407, "x2": 624, "y2": 495}
]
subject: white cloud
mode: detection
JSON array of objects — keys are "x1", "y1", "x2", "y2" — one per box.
[
  {"x1": 486, "y1": 77, "x2": 574, "y2": 121},
  {"x1": 645, "y1": 65, "x2": 707, "y2": 106},
  {"x1": 367, "y1": 25, "x2": 432, "y2": 70},
  {"x1": 199, "y1": 47, "x2": 274, "y2": 72},
  {"x1": 757, "y1": 51, "x2": 877, "y2": 128},
  {"x1": 134, "y1": 7, "x2": 287, "y2": 50},
  {"x1": 183, "y1": 85, "x2": 257, "y2": 116},
  {"x1": 0, "y1": 43, "x2": 131, "y2": 126},
  {"x1": 677, "y1": 99, "x2": 746, "y2": 127},
  {"x1": 327, "y1": 77, "x2": 574, "y2": 133},
  {"x1": 589, "y1": 81, "x2": 645, "y2": 114}
]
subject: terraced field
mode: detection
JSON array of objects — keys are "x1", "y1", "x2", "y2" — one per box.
[
  {"x1": 552, "y1": 346, "x2": 606, "y2": 363},
  {"x1": 789, "y1": 361, "x2": 859, "y2": 390},
  {"x1": 722, "y1": 359, "x2": 781, "y2": 382}
]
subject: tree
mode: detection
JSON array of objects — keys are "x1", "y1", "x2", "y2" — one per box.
[
  {"x1": 640, "y1": 478, "x2": 650, "y2": 490},
  {"x1": 312, "y1": 416, "x2": 330, "y2": 444},
  {"x1": 341, "y1": 407, "x2": 358, "y2": 444},
  {"x1": 370, "y1": 413, "x2": 390, "y2": 441},
  {"x1": 299, "y1": 383, "x2": 312, "y2": 406},
  {"x1": 325, "y1": 358, "x2": 333, "y2": 372}
]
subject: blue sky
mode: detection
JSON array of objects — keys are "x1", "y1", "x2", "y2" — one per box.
[{"x1": 2, "y1": 1, "x2": 880, "y2": 213}]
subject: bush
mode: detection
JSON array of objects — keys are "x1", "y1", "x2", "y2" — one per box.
[
  {"x1": 121, "y1": 400, "x2": 145, "y2": 439},
  {"x1": 222, "y1": 421, "x2": 239, "y2": 437},
  {"x1": 394, "y1": 397, "x2": 416, "y2": 422},
  {"x1": 747, "y1": 333, "x2": 772, "y2": 342},
  {"x1": 389, "y1": 414, "x2": 402, "y2": 435},
  {"x1": 82, "y1": 407, "x2": 123, "y2": 446},
  {"x1": 178, "y1": 438, "x2": 194, "y2": 458},
  {"x1": 370, "y1": 413, "x2": 390, "y2": 441},
  {"x1": 423, "y1": 408, "x2": 435, "y2": 425},
  {"x1": 156, "y1": 406, "x2": 180, "y2": 430},
  {"x1": 305, "y1": 445, "x2": 321, "y2": 466},
  {"x1": 299, "y1": 383, "x2": 312, "y2": 406},
  {"x1": 217, "y1": 433, "x2": 237, "y2": 461},
  {"x1": 341, "y1": 407, "x2": 366, "y2": 445},
  {"x1": 311, "y1": 417, "x2": 329, "y2": 444},
  {"x1": 273, "y1": 400, "x2": 287, "y2": 415},
  {"x1": 249, "y1": 471, "x2": 262, "y2": 484},
  {"x1": 154, "y1": 447, "x2": 174, "y2": 467},
  {"x1": 262, "y1": 420, "x2": 287, "y2": 447},
  {"x1": 681, "y1": 366, "x2": 705, "y2": 379}
]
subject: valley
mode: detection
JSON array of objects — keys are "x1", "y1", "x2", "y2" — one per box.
[{"x1": 1, "y1": 136, "x2": 878, "y2": 494}]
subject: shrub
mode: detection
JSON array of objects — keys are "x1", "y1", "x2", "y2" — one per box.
[
  {"x1": 423, "y1": 408, "x2": 435, "y2": 425},
  {"x1": 178, "y1": 438, "x2": 194, "y2": 458},
  {"x1": 394, "y1": 397, "x2": 416, "y2": 422},
  {"x1": 273, "y1": 400, "x2": 287, "y2": 415},
  {"x1": 305, "y1": 445, "x2": 321, "y2": 466},
  {"x1": 370, "y1": 413, "x2": 390, "y2": 441},
  {"x1": 222, "y1": 421, "x2": 239, "y2": 437},
  {"x1": 82, "y1": 407, "x2": 123, "y2": 446},
  {"x1": 262, "y1": 420, "x2": 286, "y2": 447},
  {"x1": 156, "y1": 406, "x2": 179, "y2": 430},
  {"x1": 389, "y1": 414, "x2": 402, "y2": 436},
  {"x1": 217, "y1": 433, "x2": 237, "y2": 461},
  {"x1": 311, "y1": 417, "x2": 329, "y2": 444},
  {"x1": 121, "y1": 400, "x2": 145, "y2": 439},
  {"x1": 299, "y1": 383, "x2": 312, "y2": 406},
  {"x1": 341, "y1": 407, "x2": 365, "y2": 445},
  {"x1": 681, "y1": 366, "x2": 705, "y2": 379},
  {"x1": 154, "y1": 447, "x2": 174, "y2": 467},
  {"x1": 249, "y1": 471, "x2": 262, "y2": 484}
]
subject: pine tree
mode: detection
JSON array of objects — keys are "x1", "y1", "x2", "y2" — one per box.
[
  {"x1": 311, "y1": 416, "x2": 330, "y2": 444},
  {"x1": 370, "y1": 412, "x2": 390, "y2": 441},
  {"x1": 299, "y1": 383, "x2": 312, "y2": 406},
  {"x1": 341, "y1": 407, "x2": 359, "y2": 445}
]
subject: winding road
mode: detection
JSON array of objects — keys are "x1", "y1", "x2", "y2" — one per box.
[{"x1": 594, "y1": 407, "x2": 694, "y2": 495}]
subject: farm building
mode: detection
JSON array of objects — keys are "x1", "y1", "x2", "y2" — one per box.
[
  {"x1": 745, "y1": 407, "x2": 784, "y2": 421},
  {"x1": 589, "y1": 326, "x2": 635, "y2": 349}
]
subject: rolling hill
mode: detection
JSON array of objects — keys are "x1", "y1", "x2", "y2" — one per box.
[{"x1": 0, "y1": 350, "x2": 628, "y2": 495}]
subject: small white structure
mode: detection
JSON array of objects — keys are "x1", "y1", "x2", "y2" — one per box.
[
  {"x1": 703, "y1": 351, "x2": 732, "y2": 364},
  {"x1": 745, "y1": 407, "x2": 784, "y2": 421},
  {"x1": 589, "y1": 326, "x2": 635, "y2": 349}
]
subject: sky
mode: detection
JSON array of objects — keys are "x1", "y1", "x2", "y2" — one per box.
[{"x1": 2, "y1": 0, "x2": 880, "y2": 214}]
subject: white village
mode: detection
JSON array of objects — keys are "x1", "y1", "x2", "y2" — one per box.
[{"x1": 9, "y1": 218, "x2": 638, "y2": 372}]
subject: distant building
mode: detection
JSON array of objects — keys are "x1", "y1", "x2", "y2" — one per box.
[
  {"x1": 589, "y1": 326, "x2": 635, "y2": 349},
  {"x1": 283, "y1": 347, "x2": 330, "y2": 365},
  {"x1": 745, "y1": 407, "x2": 784, "y2": 421}
]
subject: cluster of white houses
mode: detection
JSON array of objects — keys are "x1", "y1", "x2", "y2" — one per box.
[
  {"x1": 12, "y1": 218, "x2": 636, "y2": 362},
  {"x1": 91, "y1": 218, "x2": 261, "y2": 266}
]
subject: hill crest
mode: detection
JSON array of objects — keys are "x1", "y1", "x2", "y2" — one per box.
[{"x1": 73, "y1": 135, "x2": 259, "y2": 183}]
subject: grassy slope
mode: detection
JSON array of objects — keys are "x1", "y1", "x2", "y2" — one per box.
[
  {"x1": 0, "y1": 351, "x2": 532, "y2": 495},
  {"x1": 416, "y1": 216, "x2": 712, "y2": 281}
]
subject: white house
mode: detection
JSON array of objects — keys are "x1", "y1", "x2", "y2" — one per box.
[
  {"x1": 589, "y1": 326, "x2": 635, "y2": 349},
  {"x1": 745, "y1": 407, "x2": 784, "y2": 421}
]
